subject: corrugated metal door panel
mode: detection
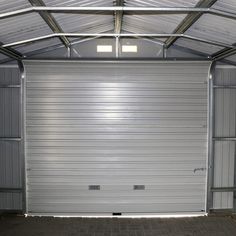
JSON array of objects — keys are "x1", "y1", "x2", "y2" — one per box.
[{"x1": 24, "y1": 61, "x2": 210, "y2": 214}]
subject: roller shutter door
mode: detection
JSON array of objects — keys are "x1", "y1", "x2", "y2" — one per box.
[{"x1": 24, "y1": 60, "x2": 210, "y2": 215}]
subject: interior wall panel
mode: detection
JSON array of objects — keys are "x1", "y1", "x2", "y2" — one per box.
[
  {"x1": 213, "y1": 67, "x2": 236, "y2": 210},
  {"x1": 0, "y1": 66, "x2": 22, "y2": 211},
  {"x1": 24, "y1": 60, "x2": 210, "y2": 215}
]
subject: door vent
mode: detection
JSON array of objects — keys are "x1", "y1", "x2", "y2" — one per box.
[
  {"x1": 89, "y1": 185, "x2": 100, "y2": 190},
  {"x1": 113, "y1": 212, "x2": 122, "y2": 216},
  {"x1": 133, "y1": 185, "x2": 145, "y2": 190}
]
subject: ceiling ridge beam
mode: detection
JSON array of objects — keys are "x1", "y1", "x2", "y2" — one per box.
[
  {"x1": 28, "y1": 0, "x2": 70, "y2": 48},
  {"x1": 114, "y1": 0, "x2": 124, "y2": 34},
  {"x1": 165, "y1": 0, "x2": 218, "y2": 48}
]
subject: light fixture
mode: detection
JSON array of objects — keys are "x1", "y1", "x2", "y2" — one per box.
[
  {"x1": 122, "y1": 45, "x2": 137, "y2": 53},
  {"x1": 97, "y1": 45, "x2": 113, "y2": 52}
]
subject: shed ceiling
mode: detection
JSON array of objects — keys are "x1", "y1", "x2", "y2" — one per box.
[{"x1": 0, "y1": 0, "x2": 236, "y2": 64}]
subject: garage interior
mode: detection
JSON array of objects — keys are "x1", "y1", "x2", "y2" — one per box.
[{"x1": 1, "y1": 0, "x2": 236, "y2": 235}]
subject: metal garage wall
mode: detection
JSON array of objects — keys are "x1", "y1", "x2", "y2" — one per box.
[
  {"x1": 0, "y1": 66, "x2": 22, "y2": 212},
  {"x1": 24, "y1": 60, "x2": 210, "y2": 215},
  {"x1": 213, "y1": 66, "x2": 236, "y2": 210}
]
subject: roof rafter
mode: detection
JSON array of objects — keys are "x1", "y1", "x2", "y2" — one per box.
[
  {"x1": 114, "y1": 0, "x2": 124, "y2": 34},
  {"x1": 0, "y1": 42, "x2": 23, "y2": 60},
  {"x1": 28, "y1": 0, "x2": 70, "y2": 48},
  {"x1": 212, "y1": 45, "x2": 236, "y2": 61},
  {"x1": 165, "y1": 0, "x2": 218, "y2": 48}
]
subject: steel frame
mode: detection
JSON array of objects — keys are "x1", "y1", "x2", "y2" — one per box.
[
  {"x1": 207, "y1": 67, "x2": 236, "y2": 213},
  {"x1": 0, "y1": 43, "x2": 22, "y2": 61},
  {"x1": 1, "y1": 33, "x2": 235, "y2": 49},
  {"x1": 28, "y1": 0, "x2": 70, "y2": 48},
  {"x1": 18, "y1": 60, "x2": 27, "y2": 214},
  {"x1": 207, "y1": 61, "x2": 216, "y2": 212},
  {"x1": 165, "y1": 0, "x2": 218, "y2": 48},
  {"x1": 1, "y1": 6, "x2": 236, "y2": 20},
  {"x1": 1, "y1": 5, "x2": 236, "y2": 61}
]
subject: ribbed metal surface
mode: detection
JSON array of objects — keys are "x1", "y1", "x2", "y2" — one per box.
[
  {"x1": 0, "y1": 0, "x2": 31, "y2": 14},
  {"x1": 0, "y1": 0, "x2": 60, "y2": 55},
  {"x1": 0, "y1": 0, "x2": 236, "y2": 60},
  {"x1": 43, "y1": 0, "x2": 114, "y2": 34},
  {"x1": 0, "y1": 67, "x2": 22, "y2": 211},
  {"x1": 213, "y1": 67, "x2": 236, "y2": 209},
  {"x1": 24, "y1": 60, "x2": 210, "y2": 214},
  {"x1": 214, "y1": 0, "x2": 236, "y2": 14},
  {"x1": 0, "y1": 13, "x2": 53, "y2": 44},
  {"x1": 123, "y1": 0, "x2": 199, "y2": 36},
  {"x1": 174, "y1": 0, "x2": 236, "y2": 55},
  {"x1": 15, "y1": 38, "x2": 61, "y2": 54},
  {"x1": 174, "y1": 38, "x2": 223, "y2": 55}
]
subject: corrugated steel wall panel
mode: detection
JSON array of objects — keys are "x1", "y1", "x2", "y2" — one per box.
[
  {"x1": 0, "y1": 67, "x2": 22, "y2": 211},
  {"x1": 213, "y1": 68, "x2": 236, "y2": 209},
  {"x1": 24, "y1": 60, "x2": 210, "y2": 214}
]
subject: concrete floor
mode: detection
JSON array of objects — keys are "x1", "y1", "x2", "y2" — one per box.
[{"x1": 0, "y1": 216, "x2": 236, "y2": 236}]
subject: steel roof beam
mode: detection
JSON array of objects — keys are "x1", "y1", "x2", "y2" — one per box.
[
  {"x1": 28, "y1": 0, "x2": 70, "y2": 48},
  {"x1": 212, "y1": 46, "x2": 236, "y2": 61},
  {"x1": 114, "y1": 0, "x2": 124, "y2": 34},
  {"x1": 165, "y1": 0, "x2": 218, "y2": 48},
  {"x1": 1, "y1": 6, "x2": 236, "y2": 21},
  {"x1": 1, "y1": 33, "x2": 234, "y2": 49},
  {"x1": 0, "y1": 42, "x2": 23, "y2": 60}
]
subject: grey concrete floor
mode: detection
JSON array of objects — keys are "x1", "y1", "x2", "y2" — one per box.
[{"x1": 1, "y1": 216, "x2": 236, "y2": 236}]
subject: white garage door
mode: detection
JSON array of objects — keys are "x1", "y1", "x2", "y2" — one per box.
[{"x1": 24, "y1": 60, "x2": 210, "y2": 215}]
